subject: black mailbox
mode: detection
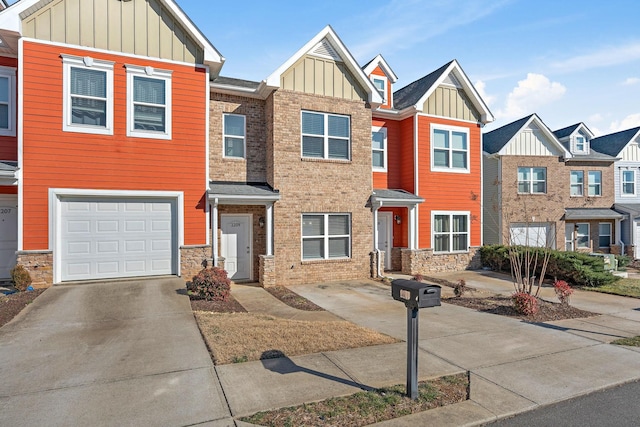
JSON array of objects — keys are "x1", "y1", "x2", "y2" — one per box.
[{"x1": 392, "y1": 279, "x2": 441, "y2": 309}]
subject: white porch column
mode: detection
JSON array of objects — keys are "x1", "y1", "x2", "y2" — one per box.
[
  {"x1": 409, "y1": 205, "x2": 417, "y2": 250},
  {"x1": 212, "y1": 198, "x2": 219, "y2": 266},
  {"x1": 266, "y1": 202, "x2": 274, "y2": 256},
  {"x1": 373, "y1": 203, "x2": 380, "y2": 251},
  {"x1": 615, "y1": 217, "x2": 622, "y2": 247}
]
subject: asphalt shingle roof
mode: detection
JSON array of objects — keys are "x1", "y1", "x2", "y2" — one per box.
[
  {"x1": 371, "y1": 189, "x2": 423, "y2": 202},
  {"x1": 553, "y1": 123, "x2": 581, "y2": 140},
  {"x1": 392, "y1": 61, "x2": 453, "y2": 110},
  {"x1": 209, "y1": 181, "x2": 279, "y2": 198},
  {"x1": 0, "y1": 160, "x2": 17, "y2": 171},
  {"x1": 564, "y1": 208, "x2": 624, "y2": 220},
  {"x1": 482, "y1": 115, "x2": 534, "y2": 154},
  {"x1": 212, "y1": 76, "x2": 261, "y2": 90},
  {"x1": 590, "y1": 127, "x2": 640, "y2": 157}
]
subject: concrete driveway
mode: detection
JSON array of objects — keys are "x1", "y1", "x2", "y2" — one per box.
[{"x1": 0, "y1": 277, "x2": 233, "y2": 427}]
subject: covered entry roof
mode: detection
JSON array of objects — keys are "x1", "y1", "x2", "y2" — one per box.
[
  {"x1": 209, "y1": 181, "x2": 280, "y2": 204},
  {"x1": 370, "y1": 189, "x2": 424, "y2": 206},
  {"x1": 564, "y1": 208, "x2": 624, "y2": 220}
]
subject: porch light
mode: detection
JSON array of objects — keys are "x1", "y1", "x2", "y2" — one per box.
[
  {"x1": 395, "y1": 215, "x2": 402, "y2": 225},
  {"x1": 259, "y1": 216, "x2": 265, "y2": 228}
]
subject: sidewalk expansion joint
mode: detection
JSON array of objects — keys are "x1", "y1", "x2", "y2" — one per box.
[{"x1": 320, "y1": 352, "x2": 374, "y2": 391}]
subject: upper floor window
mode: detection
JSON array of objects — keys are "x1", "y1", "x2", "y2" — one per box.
[
  {"x1": 372, "y1": 76, "x2": 387, "y2": 104},
  {"x1": 433, "y1": 212, "x2": 469, "y2": 253},
  {"x1": 302, "y1": 213, "x2": 351, "y2": 260},
  {"x1": 301, "y1": 111, "x2": 350, "y2": 160},
  {"x1": 372, "y1": 126, "x2": 387, "y2": 171},
  {"x1": 431, "y1": 125, "x2": 469, "y2": 172},
  {"x1": 223, "y1": 113, "x2": 245, "y2": 158},
  {"x1": 622, "y1": 170, "x2": 636, "y2": 196},
  {"x1": 62, "y1": 55, "x2": 114, "y2": 135},
  {"x1": 0, "y1": 66, "x2": 15, "y2": 136},
  {"x1": 588, "y1": 171, "x2": 602, "y2": 196},
  {"x1": 575, "y1": 136, "x2": 587, "y2": 153},
  {"x1": 570, "y1": 171, "x2": 583, "y2": 196},
  {"x1": 126, "y1": 65, "x2": 172, "y2": 140},
  {"x1": 517, "y1": 167, "x2": 546, "y2": 194}
]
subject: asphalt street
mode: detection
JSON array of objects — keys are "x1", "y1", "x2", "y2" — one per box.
[{"x1": 488, "y1": 380, "x2": 640, "y2": 426}]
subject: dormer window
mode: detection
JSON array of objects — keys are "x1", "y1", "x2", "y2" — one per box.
[
  {"x1": 575, "y1": 135, "x2": 588, "y2": 153},
  {"x1": 372, "y1": 76, "x2": 387, "y2": 104}
]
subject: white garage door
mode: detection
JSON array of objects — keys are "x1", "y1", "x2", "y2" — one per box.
[
  {"x1": 509, "y1": 222, "x2": 555, "y2": 248},
  {"x1": 60, "y1": 198, "x2": 176, "y2": 281},
  {"x1": 0, "y1": 201, "x2": 18, "y2": 279}
]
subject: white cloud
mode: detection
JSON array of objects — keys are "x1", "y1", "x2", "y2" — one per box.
[
  {"x1": 550, "y1": 42, "x2": 640, "y2": 73},
  {"x1": 474, "y1": 80, "x2": 496, "y2": 107},
  {"x1": 623, "y1": 77, "x2": 640, "y2": 85},
  {"x1": 496, "y1": 73, "x2": 566, "y2": 120},
  {"x1": 588, "y1": 113, "x2": 604, "y2": 123},
  {"x1": 609, "y1": 113, "x2": 640, "y2": 133}
]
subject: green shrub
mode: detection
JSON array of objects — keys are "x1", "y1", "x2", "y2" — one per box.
[
  {"x1": 479, "y1": 244, "x2": 620, "y2": 288},
  {"x1": 616, "y1": 255, "x2": 631, "y2": 269},
  {"x1": 10, "y1": 265, "x2": 32, "y2": 292},
  {"x1": 188, "y1": 267, "x2": 231, "y2": 301}
]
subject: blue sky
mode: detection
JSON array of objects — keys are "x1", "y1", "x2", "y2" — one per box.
[{"x1": 179, "y1": 0, "x2": 640, "y2": 135}]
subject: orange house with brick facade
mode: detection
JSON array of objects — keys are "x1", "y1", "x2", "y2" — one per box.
[
  {"x1": 0, "y1": 0, "x2": 223, "y2": 285},
  {"x1": 365, "y1": 58, "x2": 493, "y2": 275}
]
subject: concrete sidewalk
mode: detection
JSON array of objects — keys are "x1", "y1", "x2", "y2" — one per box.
[
  {"x1": 226, "y1": 274, "x2": 640, "y2": 426},
  {"x1": 0, "y1": 277, "x2": 234, "y2": 427}
]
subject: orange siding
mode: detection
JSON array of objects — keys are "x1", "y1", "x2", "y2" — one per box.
[
  {"x1": 0, "y1": 56, "x2": 18, "y2": 160},
  {"x1": 21, "y1": 41, "x2": 208, "y2": 250},
  {"x1": 398, "y1": 117, "x2": 415, "y2": 192},
  {"x1": 416, "y1": 115, "x2": 482, "y2": 249}
]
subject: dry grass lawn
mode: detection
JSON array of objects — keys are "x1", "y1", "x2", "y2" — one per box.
[{"x1": 193, "y1": 312, "x2": 399, "y2": 365}]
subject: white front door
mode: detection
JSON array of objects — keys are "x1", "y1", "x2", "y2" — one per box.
[
  {"x1": 0, "y1": 199, "x2": 18, "y2": 279},
  {"x1": 221, "y1": 214, "x2": 252, "y2": 280},
  {"x1": 376, "y1": 212, "x2": 392, "y2": 270},
  {"x1": 635, "y1": 222, "x2": 640, "y2": 259}
]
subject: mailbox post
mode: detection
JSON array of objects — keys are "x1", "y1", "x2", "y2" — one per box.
[{"x1": 391, "y1": 279, "x2": 441, "y2": 399}]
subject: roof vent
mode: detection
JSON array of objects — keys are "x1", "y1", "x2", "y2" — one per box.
[{"x1": 309, "y1": 38, "x2": 342, "y2": 61}]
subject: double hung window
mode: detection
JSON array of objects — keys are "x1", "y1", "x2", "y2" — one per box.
[
  {"x1": 0, "y1": 66, "x2": 15, "y2": 136},
  {"x1": 432, "y1": 125, "x2": 469, "y2": 171},
  {"x1": 517, "y1": 167, "x2": 546, "y2": 194},
  {"x1": 372, "y1": 127, "x2": 387, "y2": 170},
  {"x1": 433, "y1": 212, "x2": 469, "y2": 253},
  {"x1": 302, "y1": 214, "x2": 351, "y2": 260},
  {"x1": 622, "y1": 170, "x2": 635, "y2": 196},
  {"x1": 126, "y1": 65, "x2": 172, "y2": 139},
  {"x1": 62, "y1": 55, "x2": 114, "y2": 135},
  {"x1": 570, "y1": 171, "x2": 583, "y2": 196},
  {"x1": 588, "y1": 171, "x2": 602, "y2": 196},
  {"x1": 223, "y1": 114, "x2": 246, "y2": 158},
  {"x1": 301, "y1": 111, "x2": 350, "y2": 160}
]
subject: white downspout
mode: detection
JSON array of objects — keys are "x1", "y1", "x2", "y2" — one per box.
[
  {"x1": 373, "y1": 200, "x2": 383, "y2": 278},
  {"x1": 212, "y1": 198, "x2": 219, "y2": 266}
]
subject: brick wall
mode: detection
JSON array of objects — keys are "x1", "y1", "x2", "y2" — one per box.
[
  {"x1": 180, "y1": 245, "x2": 212, "y2": 283},
  {"x1": 209, "y1": 92, "x2": 267, "y2": 182},
  {"x1": 269, "y1": 90, "x2": 374, "y2": 285},
  {"x1": 498, "y1": 156, "x2": 616, "y2": 250}
]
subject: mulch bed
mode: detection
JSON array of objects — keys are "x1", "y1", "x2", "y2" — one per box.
[
  {"x1": 0, "y1": 289, "x2": 46, "y2": 328},
  {"x1": 190, "y1": 294, "x2": 246, "y2": 313},
  {"x1": 265, "y1": 285, "x2": 325, "y2": 311},
  {"x1": 444, "y1": 295, "x2": 595, "y2": 322}
]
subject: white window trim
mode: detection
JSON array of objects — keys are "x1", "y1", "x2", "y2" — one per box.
[
  {"x1": 570, "y1": 170, "x2": 584, "y2": 197},
  {"x1": 576, "y1": 222, "x2": 590, "y2": 248},
  {"x1": 125, "y1": 64, "x2": 172, "y2": 140},
  {"x1": 621, "y1": 169, "x2": 636, "y2": 197},
  {"x1": 430, "y1": 123, "x2": 470, "y2": 174},
  {"x1": 599, "y1": 222, "x2": 612, "y2": 248},
  {"x1": 588, "y1": 170, "x2": 602, "y2": 197},
  {"x1": 300, "y1": 111, "x2": 351, "y2": 161},
  {"x1": 301, "y1": 213, "x2": 351, "y2": 261},
  {"x1": 222, "y1": 113, "x2": 246, "y2": 159},
  {"x1": 62, "y1": 54, "x2": 114, "y2": 135},
  {"x1": 372, "y1": 75, "x2": 388, "y2": 105},
  {"x1": 0, "y1": 66, "x2": 16, "y2": 136},
  {"x1": 372, "y1": 125, "x2": 387, "y2": 172},
  {"x1": 431, "y1": 211, "x2": 470, "y2": 254},
  {"x1": 517, "y1": 167, "x2": 547, "y2": 194}
]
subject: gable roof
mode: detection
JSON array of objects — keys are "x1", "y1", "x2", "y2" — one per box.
[
  {"x1": 362, "y1": 54, "x2": 398, "y2": 83},
  {"x1": 265, "y1": 25, "x2": 382, "y2": 106},
  {"x1": 590, "y1": 127, "x2": 640, "y2": 157},
  {"x1": 553, "y1": 122, "x2": 595, "y2": 140},
  {"x1": 482, "y1": 113, "x2": 571, "y2": 157},
  {"x1": 0, "y1": 0, "x2": 224, "y2": 73},
  {"x1": 392, "y1": 60, "x2": 493, "y2": 124}
]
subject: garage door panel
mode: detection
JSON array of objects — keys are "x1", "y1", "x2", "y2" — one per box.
[{"x1": 60, "y1": 198, "x2": 176, "y2": 281}]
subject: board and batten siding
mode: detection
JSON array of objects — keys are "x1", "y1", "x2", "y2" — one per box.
[
  {"x1": 281, "y1": 54, "x2": 366, "y2": 101},
  {"x1": 423, "y1": 86, "x2": 480, "y2": 122},
  {"x1": 21, "y1": 0, "x2": 203, "y2": 64},
  {"x1": 502, "y1": 124, "x2": 564, "y2": 156},
  {"x1": 482, "y1": 154, "x2": 501, "y2": 245},
  {"x1": 20, "y1": 41, "x2": 208, "y2": 250}
]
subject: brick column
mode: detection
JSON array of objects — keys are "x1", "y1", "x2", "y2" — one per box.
[
  {"x1": 259, "y1": 255, "x2": 276, "y2": 287},
  {"x1": 16, "y1": 251, "x2": 53, "y2": 288}
]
